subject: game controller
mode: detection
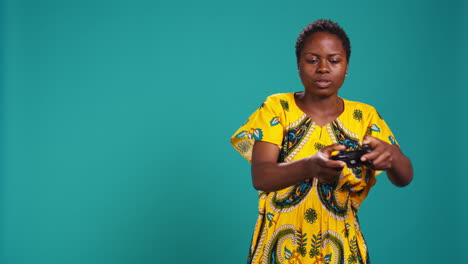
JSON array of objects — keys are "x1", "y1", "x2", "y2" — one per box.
[{"x1": 330, "y1": 144, "x2": 373, "y2": 168}]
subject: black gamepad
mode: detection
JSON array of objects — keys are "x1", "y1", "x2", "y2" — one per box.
[{"x1": 330, "y1": 144, "x2": 373, "y2": 168}]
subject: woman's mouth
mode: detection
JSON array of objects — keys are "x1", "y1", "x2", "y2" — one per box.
[{"x1": 315, "y1": 80, "x2": 332, "y2": 88}]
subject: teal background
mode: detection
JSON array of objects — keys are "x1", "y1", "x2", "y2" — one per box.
[{"x1": 1, "y1": 0, "x2": 466, "y2": 263}]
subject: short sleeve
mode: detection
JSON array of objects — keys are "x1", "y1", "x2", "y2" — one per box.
[
  {"x1": 366, "y1": 107, "x2": 398, "y2": 146},
  {"x1": 230, "y1": 95, "x2": 285, "y2": 162}
]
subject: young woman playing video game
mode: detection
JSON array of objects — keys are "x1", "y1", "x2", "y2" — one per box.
[{"x1": 231, "y1": 19, "x2": 413, "y2": 264}]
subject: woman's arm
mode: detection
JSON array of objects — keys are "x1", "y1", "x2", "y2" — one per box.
[
  {"x1": 361, "y1": 135, "x2": 413, "y2": 187},
  {"x1": 251, "y1": 141, "x2": 346, "y2": 192}
]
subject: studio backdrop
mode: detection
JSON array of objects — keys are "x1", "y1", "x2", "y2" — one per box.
[{"x1": 1, "y1": 0, "x2": 466, "y2": 263}]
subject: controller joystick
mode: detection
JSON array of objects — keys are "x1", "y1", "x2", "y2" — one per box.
[{"x1": 330, "y1": 144, "x2": 373, "y2": 168}]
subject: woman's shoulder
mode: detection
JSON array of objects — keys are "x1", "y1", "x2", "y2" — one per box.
[
  {"x1": 342, "y1": 98, "x2": 379, "y2": 113},
  {"x1": 260, "y1": 92, "x2": 296, "y2": 109},
  {"x1": 264, "y1": 92, "x2": 295, "y2": 102},
  {"x1": 341, "y1": 98, "x2": 385, "y2": 124}
]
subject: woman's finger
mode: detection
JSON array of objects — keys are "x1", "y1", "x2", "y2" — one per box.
[{"x1": 321, "y1": 143, "x2": 345, "y2": 156}]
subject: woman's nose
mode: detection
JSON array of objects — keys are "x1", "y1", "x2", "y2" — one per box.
[{"x1": 316, "y1": 61, "x2": 330, "y2": 73}]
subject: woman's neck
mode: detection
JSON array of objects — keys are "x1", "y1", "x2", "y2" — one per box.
[{"x1": 294, "y1": 92, "x2": 344, "y2": 127}]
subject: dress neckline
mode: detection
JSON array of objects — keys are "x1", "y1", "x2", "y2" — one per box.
[{"x1": 290, "y1": 92, "x2": 346, "y2": 128}]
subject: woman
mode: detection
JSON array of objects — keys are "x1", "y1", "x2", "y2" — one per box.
[{"x1": 231, "y1": 19, "x2": 413, "y2": 264}]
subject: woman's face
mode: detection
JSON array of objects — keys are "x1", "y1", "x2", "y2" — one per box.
[{"x1": 298, "y1": 32, "x2": 348, "y2": 98}]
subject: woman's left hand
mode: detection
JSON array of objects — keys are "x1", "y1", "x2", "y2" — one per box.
[
  {"x1": 360, "y1": 135, "x2": 413, "y2": 186},
  {"x1": 360, "y1": 135, "x2": 396, "y2": 170}
]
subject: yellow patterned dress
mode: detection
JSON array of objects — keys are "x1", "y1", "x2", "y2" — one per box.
[{"x1": 231, "y1": 93, "x2": 398, "y2": 264}]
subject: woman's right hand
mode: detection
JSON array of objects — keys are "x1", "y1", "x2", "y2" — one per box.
[{"x1": 304, "y1": 144, "x2": 346, "y2": 184}]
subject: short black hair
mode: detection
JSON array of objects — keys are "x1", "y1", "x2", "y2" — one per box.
[{"x1": 295, "y1": 19, "x2": 351, "y2": 63}]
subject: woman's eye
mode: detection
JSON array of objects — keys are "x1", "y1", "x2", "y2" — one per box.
[
  {"x1": 306, "y1": 59, "x2": 319, "y2": 64},
  {"x1": 330, "y1": 59, "x2": 340, "y2": 64}
]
